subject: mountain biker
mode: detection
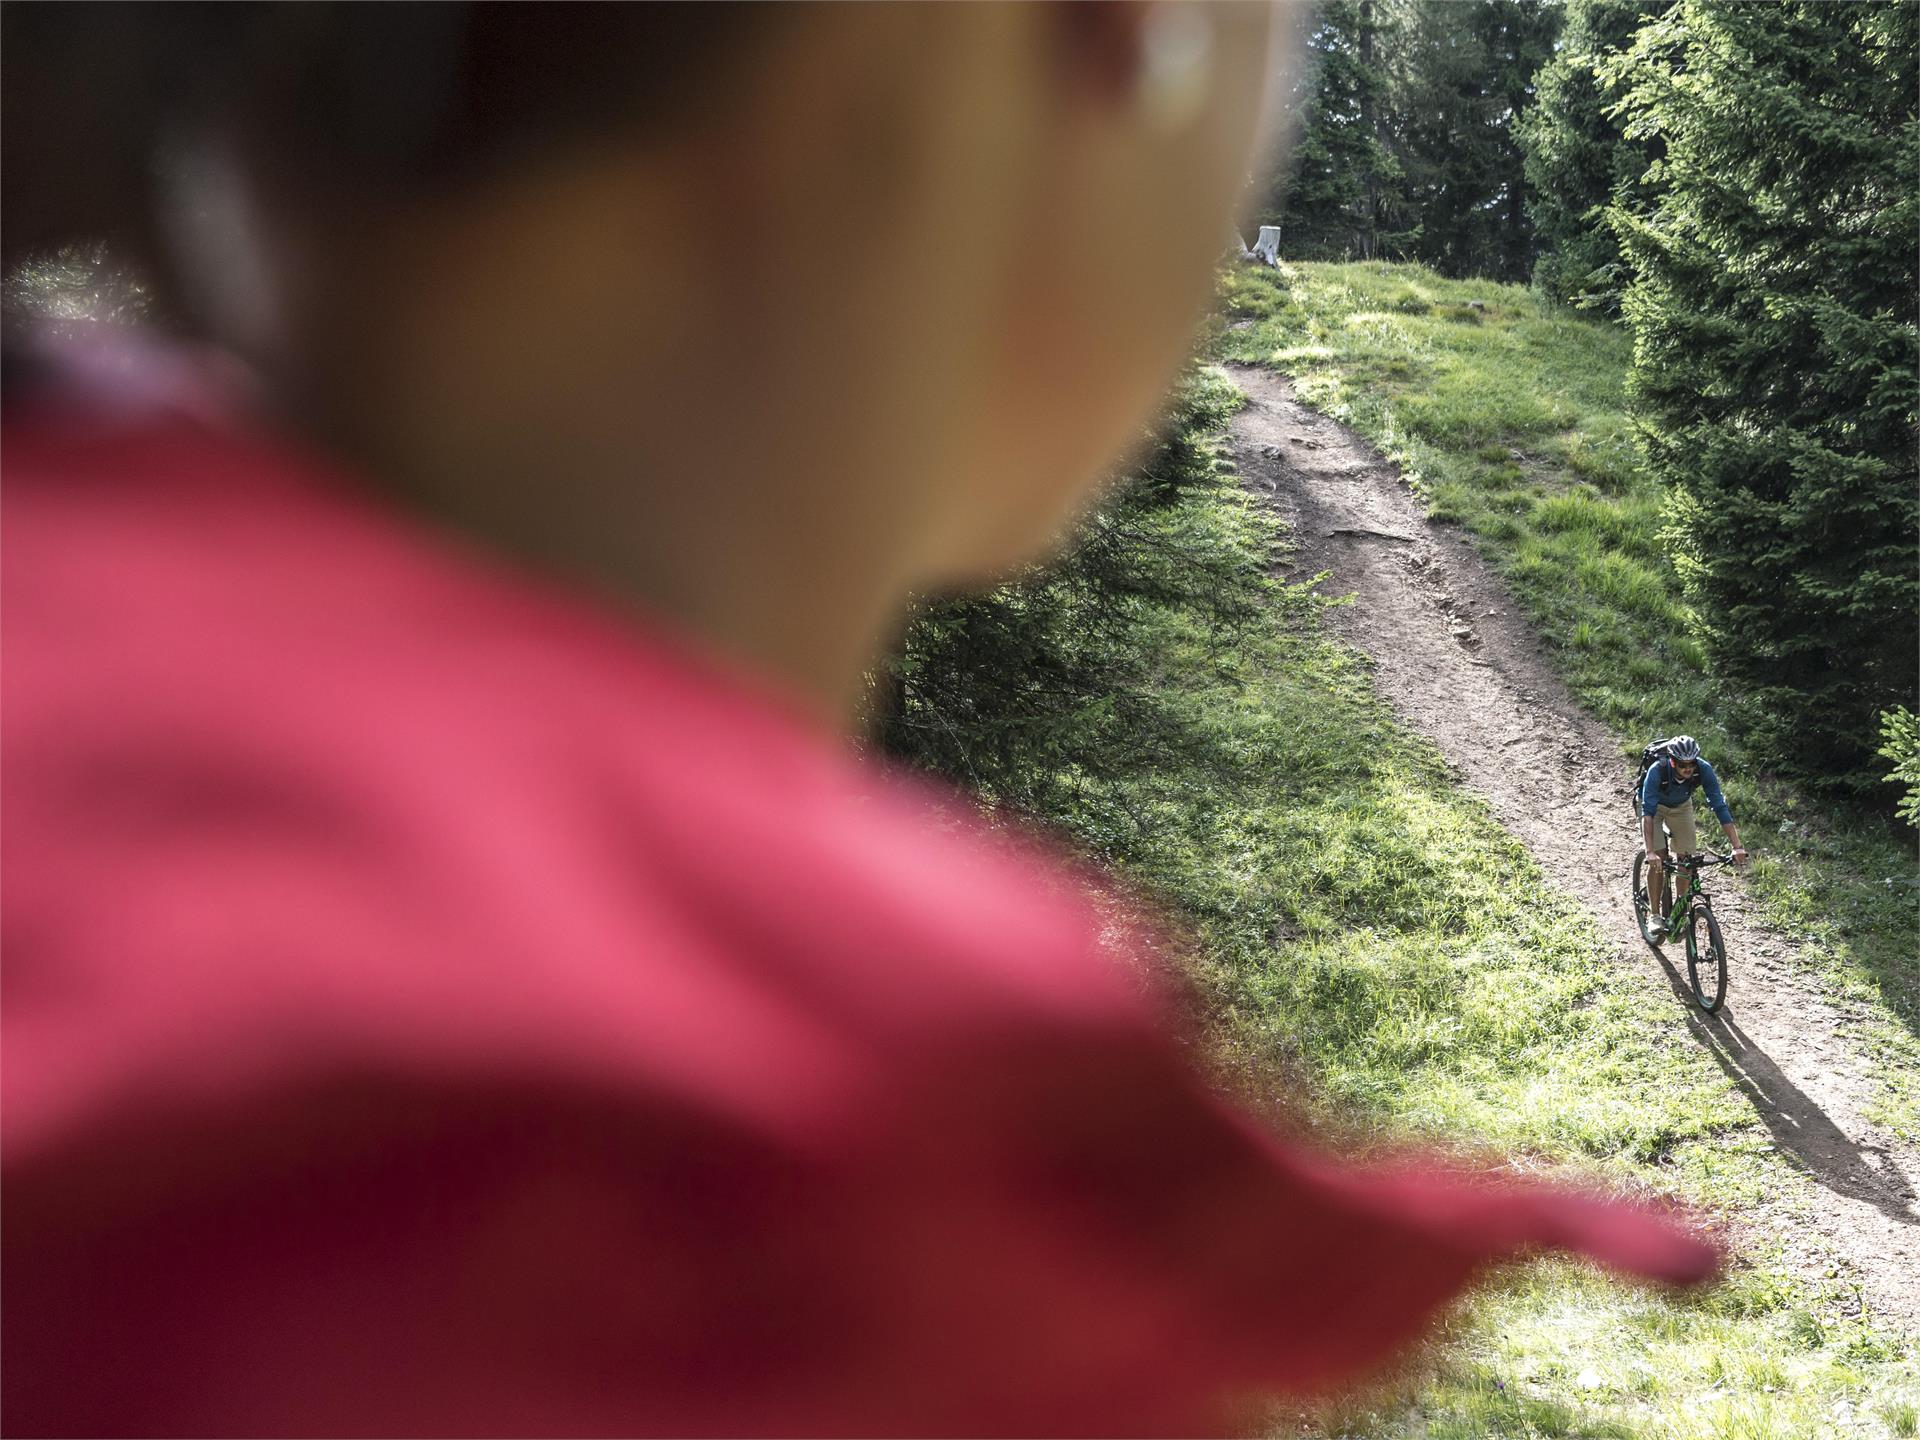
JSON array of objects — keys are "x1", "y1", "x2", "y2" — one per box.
[{"x1": 1641, "y1": 736, "x2": 1748, "y2": 925}]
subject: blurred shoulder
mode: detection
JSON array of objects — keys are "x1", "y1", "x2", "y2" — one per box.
[{"x1": 4, "y1": 388, "x2": 1162, "y2": 1153}]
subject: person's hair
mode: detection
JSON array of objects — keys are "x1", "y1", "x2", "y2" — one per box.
[{"x1": 2, "y1": 2, "x2": 779, "y2": 274}]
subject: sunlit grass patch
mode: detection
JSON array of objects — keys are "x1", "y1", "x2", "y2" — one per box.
[{"x1": 1264, "y1": 1264, "x2": 1919, "y2": 1439}]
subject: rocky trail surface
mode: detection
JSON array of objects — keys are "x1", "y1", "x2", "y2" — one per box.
[{"x1": 1224, "y1": 363, "x2": 1919, "y2": 1330}]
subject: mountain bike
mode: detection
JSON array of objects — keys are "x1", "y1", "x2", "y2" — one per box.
[{"x1": 1632, "y1": 847, "x2": 1734, "y2": 1013}]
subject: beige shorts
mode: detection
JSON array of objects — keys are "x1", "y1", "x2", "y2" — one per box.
[{"x1": 1656, "y1": 801, "x2": 1697, "y2": 855}]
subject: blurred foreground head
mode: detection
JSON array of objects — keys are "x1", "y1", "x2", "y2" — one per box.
[{"x1": 5, "y1": 1, "x2": 1295, "y2": 715}]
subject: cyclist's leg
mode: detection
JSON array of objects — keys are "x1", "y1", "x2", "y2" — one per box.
[
  {"x1": 1645, "y1": 817, "x2": 1670, "y2": 927},
  {"x1": 1660, "y1": 801, "x2": 1698, "y2": 913}
]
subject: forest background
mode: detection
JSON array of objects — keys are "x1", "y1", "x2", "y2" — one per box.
[{"x1": 887, "y1": 0, "x2": 1917, "y2": 818}]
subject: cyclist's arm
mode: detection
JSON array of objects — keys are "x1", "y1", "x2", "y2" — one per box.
[
  {"x1": 1720, "y1": 821, "x2": 1746, "y2": 860},
  {"x1": 1697, "y1": 763, "x2": 1746, "y2": 860},
  {"x1": 1697, "y1": 761, "x2": 1734, "y2": 825},
  {"x1": 1639, "y1": 766, "x2": 1661, "y2": 825}
]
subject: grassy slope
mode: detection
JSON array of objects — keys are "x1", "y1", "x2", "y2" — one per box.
[
  {"x1": 1063, "y1": 369, "x2": 1918, "y2": 1437},
  {"x1": 1213, "y1": 260, "x2": 1919, "y2": 1140}
]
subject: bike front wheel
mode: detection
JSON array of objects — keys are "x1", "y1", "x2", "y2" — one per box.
[{"x1": 1686, "y1": 903, "x2": 1728, "y2": 1013}]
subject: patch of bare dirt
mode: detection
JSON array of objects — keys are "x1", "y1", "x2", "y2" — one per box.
[{"x1": 1224, "y1": 363, "x2": 1920, "y2": 1331}]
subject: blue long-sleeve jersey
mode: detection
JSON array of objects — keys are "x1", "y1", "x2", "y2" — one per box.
[{"x1": 1640, "y1": 757, "x2": 1733, "y2": 824}]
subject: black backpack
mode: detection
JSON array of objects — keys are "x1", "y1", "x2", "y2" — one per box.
[{"x1": 1631, "y1": 738, "x2": 1674, "y2": 807}]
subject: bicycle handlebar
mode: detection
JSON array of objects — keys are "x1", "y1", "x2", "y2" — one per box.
[{"x1": 1670, "y1": 850, "x2": 1735, "y2": 869}]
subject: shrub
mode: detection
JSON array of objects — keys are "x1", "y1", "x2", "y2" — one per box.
[{"x1": 1878, "y1": 707, "x2": 1920, "y2": 830}]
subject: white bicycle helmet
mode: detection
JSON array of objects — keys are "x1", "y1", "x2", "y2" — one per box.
[{"x1": 1663, "y1": 735, "x2": 1702, "y2": 765}]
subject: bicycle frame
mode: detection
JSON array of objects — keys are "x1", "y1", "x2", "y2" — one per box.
[{"x1": 1653, "y1": 854, "x2": 1714, "y2": 938}]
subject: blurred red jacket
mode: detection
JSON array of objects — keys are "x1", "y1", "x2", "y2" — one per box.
[{"x1": 2, "y1": 374, "x2": 1715, "y2": 1437}]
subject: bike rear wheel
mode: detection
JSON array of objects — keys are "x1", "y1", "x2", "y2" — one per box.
[{"x1": 1686, "y1": 903, "x2": 1728, "y2": 1013}]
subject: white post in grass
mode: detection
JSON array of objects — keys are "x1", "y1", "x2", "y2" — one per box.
[{"x1": 1252, "y1": 225, "x2": 1283, "y2": 267}]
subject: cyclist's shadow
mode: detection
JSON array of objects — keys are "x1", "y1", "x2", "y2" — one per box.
[{"x1": 1645, "y1": 942, "x2": 1918, "y2": 1225}]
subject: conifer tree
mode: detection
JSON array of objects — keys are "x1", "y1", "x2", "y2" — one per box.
[
  {"x1": 1275, "y1": 0, "x2": 1402, "y2": 261},
  {"x1": 1270, "y1": 0, "x2": 1559, "y2": 280},
  {"x1": 1386, "y1": 0, "x2": 1561, "y2": 282},
  {"x1": 1518, "y1": 0, "x2": 1660, "y2": 311},
  {"x1": 1608, "y1": 0, "x2": 1919, "y2": 792}
]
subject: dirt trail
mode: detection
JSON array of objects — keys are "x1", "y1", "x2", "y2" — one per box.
[{"x1": 1223, "y1": 363, "x2": 1919, "y2": 1330}]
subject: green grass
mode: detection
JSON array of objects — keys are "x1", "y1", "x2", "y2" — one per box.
[
  {"x1": 1262, "y1": 1263, "x2": 1918, "y2": 1439},
  {"x1": 1017, "y1": 367, "x2": 1920, "y2": 1437},
  {"x1": 1211, "y1": 259, "x2": 1920, "y2": 1140}
]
